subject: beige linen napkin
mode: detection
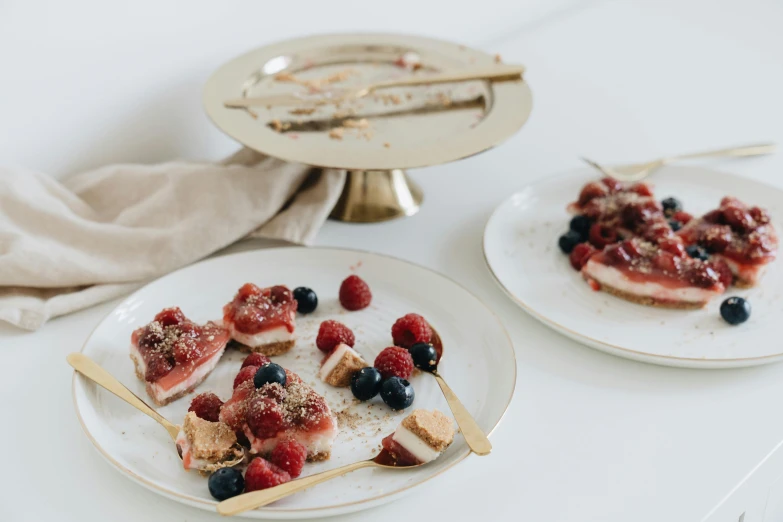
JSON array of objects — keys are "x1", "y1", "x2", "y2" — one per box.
[{"x1": 0, "y1": 148, "x2": 345, "y2": 330}]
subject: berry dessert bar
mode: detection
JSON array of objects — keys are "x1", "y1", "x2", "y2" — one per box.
[
  {"x1": 381, "y1": 409, "x2": 454, "y2": 466},
  {"x1": 318, "y1": 343, "x2": 367, "y2": 387},
  {"x1": 678, "y1": 197, "x2": 778, "y2": 287},
  {"x1": 130, "y1": 307, "x2": 230, "y2": 406},
  {"x1": 175, "y1": 412, "x2": 242, "y2": 471},
  {"x1": 582, "y1": 238, "x2": 726, "y2": 308},
  {"x1": 219, "y1": 364, "x2": 338, "y2": 462},
  {"x1": 222, "y1": 283, "x2": 297, "y2": 355}
]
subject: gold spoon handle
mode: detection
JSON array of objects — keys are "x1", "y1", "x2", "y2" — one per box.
[
  {"x1": 66, "y1": 353, "x2": 180, "y2": 440},
  {"x1": 217, "y1": 460, "x2": 377, "y2": 515},
  {"x1": 432, "y1": 372, "x2": 492, "y2": 456},
  {"x1": 371, "y1": 64, "x2": 525, "y2": 91},
  {"x1": 666, "y1": 142, "x2": 776, "y2": 162}
]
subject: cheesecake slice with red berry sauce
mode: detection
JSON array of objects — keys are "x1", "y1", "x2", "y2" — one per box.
[
  {"x1": 219, "y1": 367, "x2": 338, "y2": 462},
  {"x1": 222, "y1": 283, "x2": 297, "y2": 356},
  {"x1": 129, "y1": 307, "x2": 230, "y2": 406},
  {"x1": 581, "y1": 238, "x2": 727, "y2": 308},
  {"x1": 678, "y1": 197, "x2": 778, "y2": 287}
]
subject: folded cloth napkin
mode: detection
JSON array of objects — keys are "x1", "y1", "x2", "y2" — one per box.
[{"x1": 0, "y1": 148, "x2": 346, "y2": 330}]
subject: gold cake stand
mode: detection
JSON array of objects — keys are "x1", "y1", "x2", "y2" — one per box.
[{"x1": 204, "y1": 33, "x2": 533, "y2": 223}]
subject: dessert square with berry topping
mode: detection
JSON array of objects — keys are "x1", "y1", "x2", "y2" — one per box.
[
  {"x1": 318, "y1": 343, "x2": 367, "y2": 387},
  {"x1": 678, "y1": 196, "x2": 778, "y2": 287},
  {"x1": 219, "y1": 367, "x2": 338, "y2": 462},
  {"x1": 175, "y1": 412, "x2": 241, "y2": 471},
  {"x1": 381, "y1": 409, "x2": 454, "y2": 466},
  {"x1": 582, "y1": 238, "x2": 726, "y2": 308},
  {"x1": 129, "y1": 307, "x2": 230, "y2": 406},
  {"x1": 222, "y1": 283, "x2": 297, "y2": 355}
]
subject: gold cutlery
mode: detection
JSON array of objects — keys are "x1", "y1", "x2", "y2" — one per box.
[
  {"x1": 217, "y1": 448, "x2": 427, "y2": 516},
  {"x1": 67, "y1": 353, "x2": 243, "y2": 472},
  {"x1": 424, "y1": 329, "x2": 492, "y2": 456},
  {"x1": 223, "y1": 63, "x2": 525, "y2": 109},
  {"x1": 582, "y1": 142, "x2": 776, "y2": 182}
]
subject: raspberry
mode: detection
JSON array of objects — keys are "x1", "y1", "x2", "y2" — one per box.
[
  {"x1": 285, "y1": 368, "x2": 303, "y2": 385},
  {"x1": 219, "y1": 381, "x2": 255, "y2": 433},
  {"x1": 144, "y1": 351, "x2": 173, "y2": 382},
  {"x1": 708, "y1": 259, "x2": 734, "y2": 288},
  {"x1": 242, "y1": 353, "x2": 271, "y2": 369},
  {"x1": 188, "y1": 392, "x2": 223, "y2": 422},
  {"x1": 339, "y1": 275, "x2": 372, "y2": 311},
  {"x1": 270, "y1": 440, "x2": 307, "y2": 478},
  {"x1": 672, "y1": 210, "x2": 693, "y2": 225},
  {"x1": 244, "y1": 457, "x2": 291, "y2": 492},
  {"x1": 315, "y1": 320, "x2": 355, "y2": 353},
  {"x1": 298, "y1": 391, "x2": 331, "y2": 430},
  {"x1": 374, "y1": 346, "x2": 414, "y2": 380},
  {"x1": 234, "y1": 365, "x2": 259, "y2": 389},
  {"x1": 257, "y1": 382, "x2": 287, "y2": 402},
  {"x1": 172, "y1": 337, "x2": 200, "y2": 365},
  {"x1": 237, "y1": 282, "x2": 262, "y2": 301},
  {"x1": 630, "y1": 182, "x2": 653, "y2": 197},
  {"x1": 391, "y1": 313, "x2": 432, "y2": 348},
  {"x1": 588, "y1": 223, "x2": 618, "y2": 248},
  {"x1": 269, "y1": 285, "x2": 293, "y2": 304},
  {"x1": 154, "y1": 307, "x2": 185, "y2": 327},
  {"x1": 569, "y1": 243, "x2": 597, "y2": 270},
  {"x1": 246, "y1": 396, "x2": 285, "y2": 438}
]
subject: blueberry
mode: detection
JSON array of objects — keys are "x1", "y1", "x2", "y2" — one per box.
[
  {"x1": 350, "y1": 367, "x2": 383, "y2": 401},
  {"x1": 720, "y1": 297, "x2": 751, "y2": 325},
  {"x1": 208, "y1": 468, "x2": 244, "y2": 500},
  {"x1": 668, "y1": 219, "x2": 682, "y2": 232},
  {"x1": 685, "y1": 245, "x2": 709, "y2": 261},
  {"x1": 293, "y1": 287, "x2": 318, "y2": 314},
  {"x1": 254, "y1": 362, "x2": 286, "y2": 388},
  {"x1": 662, "y1": 197, "x2": 682, "y2": 216},
  {"x1": 558, "y1": 230, "x2": 582, "y2": 254},
  {"x1": 569, "y1": 215, "x2": 591, "y2": 240},
  {"x1": 380, "y1": 377, "x2": 414, "y2": 410},
  {"x1": 409, "y1": 342, "x2": 438, "y2": 371}
]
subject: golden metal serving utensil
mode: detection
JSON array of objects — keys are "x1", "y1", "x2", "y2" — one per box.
[
  {"x1": 217, "y1": 449, "x2": 424, "y2": 516},
  {"x1": 67, "y1": 353, "x2": 243, "y2": 471},
  {"x1": 223, "y1": 64, "x2": 525, "y2": 109},
  {"x1": 583, "y1": 142, "x2": 776, "y2": 182},
  {"x1": 426, "y1": 329, "x2": 492, "y2": 456}
]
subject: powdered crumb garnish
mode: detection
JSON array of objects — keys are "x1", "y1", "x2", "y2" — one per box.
[
  {"x1": 494, "y1": 53, "x2": 502, "y2": 63},
  {"x1": 329, "y1": 127, "x2": 345, "y2": 140},
  {"x1": 289, "y1": 107, "x2": 317, "y2": 116}
]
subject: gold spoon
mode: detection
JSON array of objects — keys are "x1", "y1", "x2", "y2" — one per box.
[
  {"x1": 67, "y1": 353, "x2": 244, "y2": 472},
  {"x1": 426, "y1": 329, "x2": 492, "y2": 456},
  {"x1": 217, "y1": 447, "x2": 425, "y2": 516},
  {"x1": 223, "y1": 64, "x2": 525, "y2": 109},
  {"x1": 582, "y1": 142, "x2": 776, "y2": 182}
]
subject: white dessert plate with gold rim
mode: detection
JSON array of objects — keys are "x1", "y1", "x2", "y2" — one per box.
[
  {"x1": 71, "y1": 247, "x2": 516, "y2": 519},
  {"x1": 483, "y1": 165, "x2": 783, "y2": 369}
]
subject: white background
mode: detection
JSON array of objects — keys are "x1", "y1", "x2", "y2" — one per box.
[{"x1": 2, "y1": 0, "x2": 783, "y2": 521}]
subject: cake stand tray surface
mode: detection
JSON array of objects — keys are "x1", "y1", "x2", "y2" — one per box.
[{"x1": 204, "y1": 33, "x2": 532, "y2": 222}]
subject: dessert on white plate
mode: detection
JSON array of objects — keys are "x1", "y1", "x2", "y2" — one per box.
[
  {"x1": 318, "y1": 343, "x2": 367, "y2": 387},
  {"x1": 381, "y1": 409, "x2": 454, "y2": 466},
  {"x1": 222, "y1": 283, "x2": 297, "y2": 355},
  {"x1": 220, "y1": 363, "x2": 339, "y2": 462},
  {"x1": 175, "y1": 412, "x2": 242, "y2": 472},
  {"x1": 129, "y1": 307, "x2": 230, "y2": 406}
]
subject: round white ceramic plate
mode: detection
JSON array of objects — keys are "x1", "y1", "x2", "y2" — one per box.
[
  {"x1": 72, "y1": 247, "x2": 516, "y2": 518},
  {"x1": 483, "y1": 166, "x2": 783, "y2": 369}
]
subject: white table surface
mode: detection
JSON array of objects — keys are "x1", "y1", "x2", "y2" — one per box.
[{"x1": 2, "y1": 0, "x2": 783, "y2": 521}]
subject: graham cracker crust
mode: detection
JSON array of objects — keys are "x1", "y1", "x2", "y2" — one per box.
[
  {"x1": 234, "y1": 339, "x2": 295, "y2": 356},
  {"x1": 401, "y1": 409, "x2": 454, "y2": 451},
  {"x1": 323, "y1": 349, "x2": 367, "y2": 387},
  {"x1": 594, "y1": 279, "x2": 707, "y2": 310},
  {"x1": 129, "y1": 353, "x2": 212, "y2": 407},
  {"x1": 307, "y1": 450, "x2": 330, "y2": 462}
]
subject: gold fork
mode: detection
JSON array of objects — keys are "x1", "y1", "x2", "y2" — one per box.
[
  {"x1": 223, "y1": 64, "x2": 525, "y2": 109},
  {"x1": 582, "y1": 142, "x2": 776, "y2": 182}
]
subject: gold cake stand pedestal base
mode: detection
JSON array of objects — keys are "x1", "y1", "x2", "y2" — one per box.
[{"x1": 330, "y1": 169, "x2": 423, "y2": 223}]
